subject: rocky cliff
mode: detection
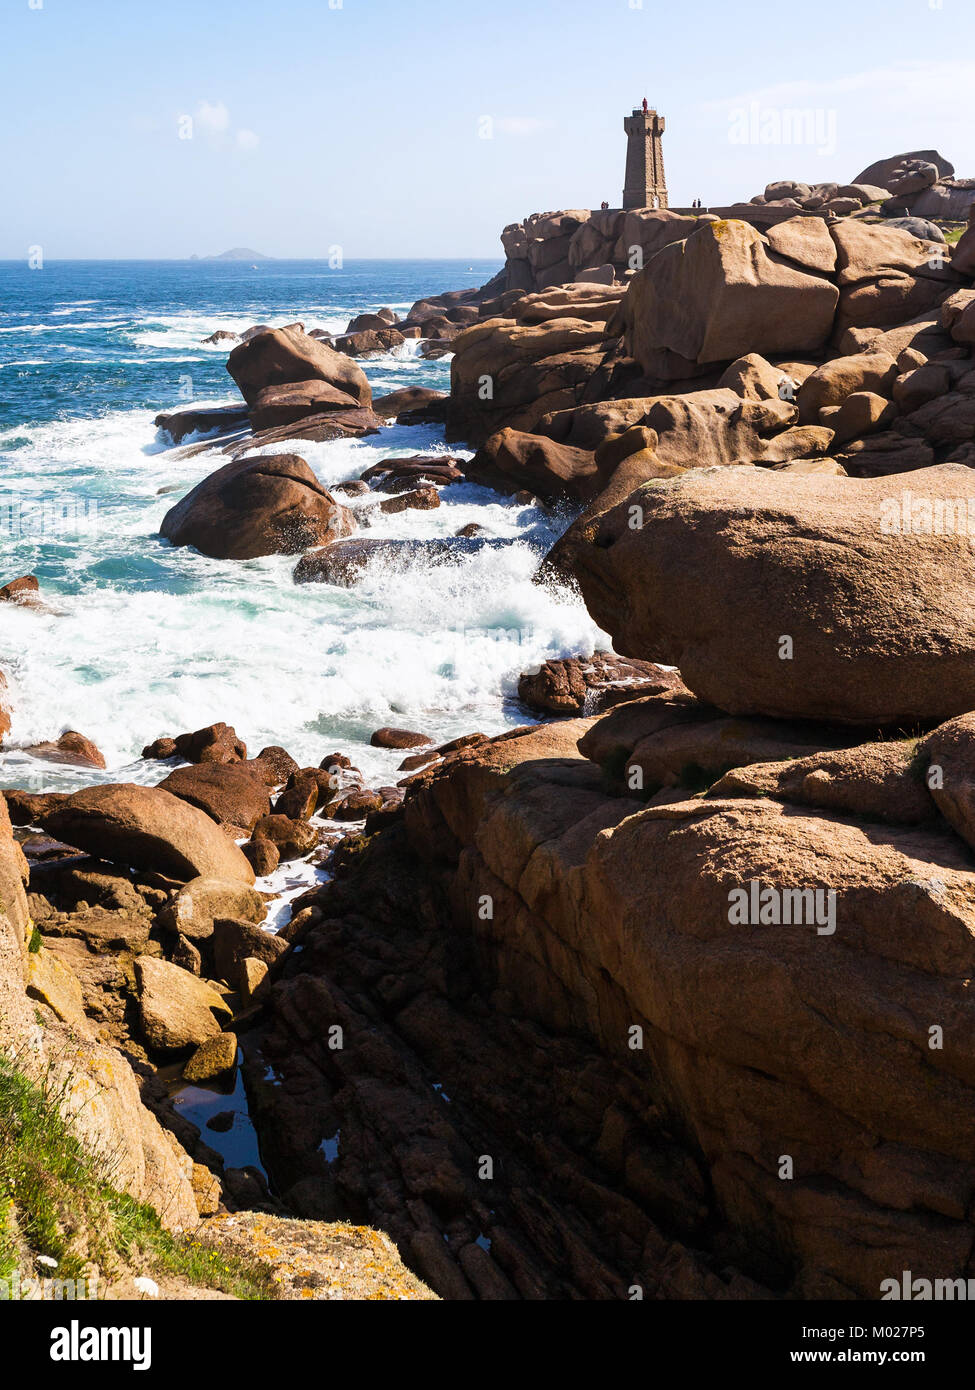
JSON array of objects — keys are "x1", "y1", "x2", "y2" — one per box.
[
  {"x1": 499, "y1": 148, "x2": 974, "y2": 297},
  {"x1": 247, "y1": 671, "x2": 975, "y2": 1299},
  {"x1": 0, "y1": 776, "x2": 432, "y2": 1298},
  {"x1": 0, "y1": 795, "x2": 202, "y2": 1231}
]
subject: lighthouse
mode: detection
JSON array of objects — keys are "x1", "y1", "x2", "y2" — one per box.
[{"x1": 623, "y1": 102, "x2": 668, "y2": 210}]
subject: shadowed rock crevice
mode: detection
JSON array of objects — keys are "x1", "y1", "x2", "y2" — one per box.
[{"x1": 245, "y1": 823, "x2": 774, "y2": 1300}]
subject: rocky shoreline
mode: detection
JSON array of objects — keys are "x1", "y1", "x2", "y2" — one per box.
[{"x1": 4, "y1": 146, "x2": 975, "y2": 1300}]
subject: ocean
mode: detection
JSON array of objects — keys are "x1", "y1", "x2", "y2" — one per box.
[{"x1": 0, "y1": 258, "x2": 607, "y2": 794}]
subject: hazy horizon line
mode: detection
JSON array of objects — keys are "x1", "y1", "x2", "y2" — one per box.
[{"x1": 0, "y1": 255, "x2": 505, "y2": 265}]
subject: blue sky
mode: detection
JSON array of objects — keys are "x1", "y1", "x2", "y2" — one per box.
[{"x1": 1, "y1": 0, "x2": 973, "y2": 258}]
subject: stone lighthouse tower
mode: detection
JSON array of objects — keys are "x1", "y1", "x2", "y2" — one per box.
[{"x1": 623, "y1": 102, "x2": 668, "y2": 210}]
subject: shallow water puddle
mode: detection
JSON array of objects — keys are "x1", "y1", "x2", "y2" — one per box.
[{"x1": 169, "y1": 1051, "x2": 267, "y2": 1178}]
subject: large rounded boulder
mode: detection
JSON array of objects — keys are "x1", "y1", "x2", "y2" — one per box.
[
  {"x1": 248, "y1": 380, "x2": 362, "y2": 433},
  {"x1": 159, "y1": 762, "x2": 272, "y2": 835},
  {"x1": 572, "y1": 463, "x2": 975, "y2": 725},
  {"x1": 853, "y1": 150, "x2": 953, "y2": 193},
  {"x1": 39, "y1": 783, "x2": 255, "y2": 884},
  {"x1": 227, "y1": 325, "x2": 371, "y2": 408},
  {"x1": 465, "y1": 428, "x2": 600, "y2": 503},
  {"x1": 160, "y1": 453, "x2": 355, "y2": 560},
  {"x1": 620, "y1": 219, "x2": 839, "y2": 372}
]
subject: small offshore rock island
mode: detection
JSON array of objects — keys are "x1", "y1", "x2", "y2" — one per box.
[{"x1": 4, "y1": 67, "x2": 975, "y2": 1312}]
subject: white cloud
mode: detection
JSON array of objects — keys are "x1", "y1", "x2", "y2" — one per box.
[
  {"x1": 195, "y1": 100, "x2": 231, "y2": 136},
  {"x1": 188, "y1": 101, "x2": 259, "y2": 153},
  {"x1": 697, "y1": 61, "x2": 975, "y2": 125}
]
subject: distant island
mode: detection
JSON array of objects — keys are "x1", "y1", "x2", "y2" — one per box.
[{"x1": 188, "y1": 248, "x2": 273, "y2": 262}]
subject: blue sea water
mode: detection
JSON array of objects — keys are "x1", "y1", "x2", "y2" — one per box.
[
  {"x1": 0, "y1": 259, "x2": 606, "y2": 793},
  {"x1": 0, "y1": 259, "x2": 500, "y2": 430}
]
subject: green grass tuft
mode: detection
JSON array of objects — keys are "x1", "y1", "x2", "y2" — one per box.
[{"x1": 0, "y1": 1054, "x2": 273, "y2": 1299}]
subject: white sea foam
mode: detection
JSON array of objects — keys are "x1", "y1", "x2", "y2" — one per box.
[
  {"x1": 0, "y1": 407, "x2": 606, "y2": 790},
  {"x1": 126, "y1": 311, "x2": 352, "y2": 353},
  {"x1": 0, "y1": 319, "x2": 127, "y2": 334}
]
